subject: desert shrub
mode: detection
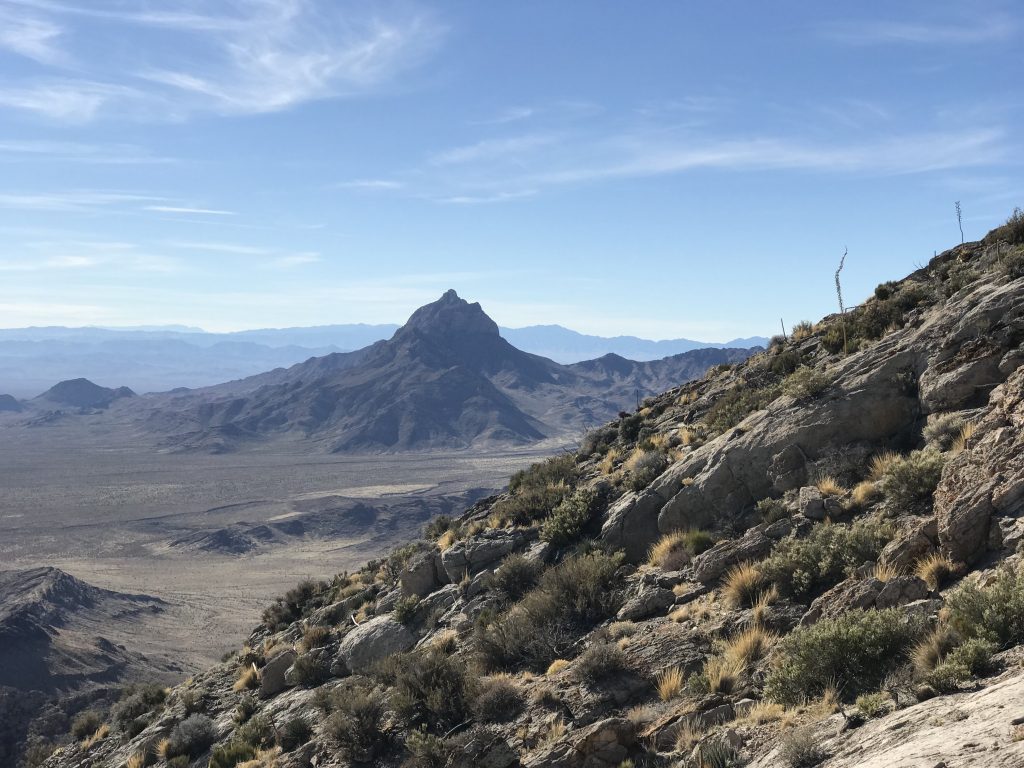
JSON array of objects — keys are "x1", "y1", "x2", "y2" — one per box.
[
  {"x1": 489, "y1": 553, "x2": 543, "y2": 602},
  {"x1": 165, "y1": 714, "x2": 216, "y2": 759},
  {"x1": 393, "y1": 595, "x2": 420, "y2": 625},
  {"x1": 472, "y1": 675, "x2": 524, "y2": 722},
  {"x1": 770, "y1": 347, "x2": 805, "y2": 376},
  {"x1": 765, "y1": 608, "x2": 922, "y2": 704},
  {"x1": 624, "y1": 449, "x2": 668, "y2": 491},
  {"x1": 111, "y1": 683, "x2": 167, "y2": 734},
  {"x1": 541, "y1": 488, "x2": 598, "y2": 546},
  {"x1": 985, "y1": 207, "x2": 1024, "y2": 245},
  {"x1": 723, "y1": 625, "x2": 775, "y2": 667},
  {"x1": 915, "y1": 552, "x2": 955, "y2": 590},
  {"x1": 881, "y1": 449, "x2": 945, "y2": 506},
  {"x1": 925, "y1": 637, "x2": 997, "y2": 692},
  {"x1": 783, "y1": 366, "x2": 831, "y2": 399},
  {"x1": 580, "y1": 425, "x2": 617, "y2": 456},
  {"x1": 262, "y1": 578, "x2": 323, "y2": 630},
  {"x1": 656, "y1": 667, "x2": 685, "y2": 701},
  {"x1": 423, "y1": 515, "x2": 456, "y2": 540},
  {"x1": 490, "y1": 484, "x2": 567, "y2": 527},
  {"x1": 760, "y1": 519, "x2": 892, "y2": 600},
  {"x1": 648, "y1": 529, "x2": 714, "y2": 570},
  {"x1": 572, "y1": 642, "x2": 629, "y2": 684},
  {"x1": 234, "y1": 694, "x2": 258, "y2": 725},
  {"x1": 855, "y1": 691, "x2": 891, "y2": 718},
  {"x1": 404, "y1": 726, "x2": 450, "y2": 767},
  {"x1": 386, "y1": 648, "x2": 474, "y2": 730},
  {"x1": 946, "y1": 566, "x2": 1024, "y2": 646},
  {"x1": 705, "y1": 382, "x2": 780, "y2": 432},
  {"x1": 71, "y1": 710, "x2": 102, "y2": 740},
  {"x1": 757, "y1": 497, "x2": 790, "y2": 523},
  {"x1": 279, "y1": 716, "x2": 312, "y2": 751},
  {"x1": 22, "y1": 742, "x2": 58, "y2": 768},
  {"x1": 791, "y1": 320, "x2": 814, "y2": 340},
  {"x1": 475, "y1": 551, "x2": 622, "y2": 671},
  {"x1": 924, "y1": 413, "x2": 967, "y2": 448},
  {"x1": 209, "y1": 741, "x2": 257, "y2": 768},
  {"x1": 696, "y1": 737, "x2": 743, "y2": 768},
  {"x1": 874, "y1": 282, "x2": 897, "y2": 301},
  {"x1": 235, "y1": 714, "x2": 275, "y2": 749},
  {"x1": 779, "y1": 727, "x2": 827, "y2": 767},
  {"x1": 618, "y1": 413, "x2": 644, "y2": 443},
  {"x1": 509, "y1": 454, "x2": 578, "y2": 493},
  {"x1": 325, "y1": 688, "x2": 387, "y2": 761},
  {"x1": 289, "y1": 653, "x2": 327, "y2": 686}
]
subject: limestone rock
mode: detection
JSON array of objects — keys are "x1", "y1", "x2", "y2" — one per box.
[
  {"x1": 337, "y1": 616, "x2": 414, "y2": 674},
  {"x1": 440, "y1": 528, "x2": 536, "y2": 581},
  {"x1": 400, "y1": 550, "x2": 441, "y2": 597},
  {"x1": 615, "y1": 585, "x2": 674, "y2": 621},
  {"x1": 693, "y1": 528, "x2": 772, "y2": 583},
  {"x1": 259, "y1": 649, "x2": 297, "y2": 699}
]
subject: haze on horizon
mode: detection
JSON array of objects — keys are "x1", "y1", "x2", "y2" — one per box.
[{"x1": 0, "y1": 1, "x2": 1020, "y2": 339}]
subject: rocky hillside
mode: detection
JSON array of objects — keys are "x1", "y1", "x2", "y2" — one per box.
[
  {"x1": 36, "y1": 379, "x2": 136, "y2": 410},
  {"x1": 37, "y1": 214, "x2": 1024, "y2": 768},
  {"x1": 153, "y1": 291, "x2": 754, "y2": 453}
]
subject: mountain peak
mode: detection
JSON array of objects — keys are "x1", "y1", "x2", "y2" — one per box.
[{"x1": 400, "y1": 290, "x2": 500, "y2": 339}]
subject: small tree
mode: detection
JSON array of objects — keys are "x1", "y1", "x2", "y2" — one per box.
[
  {"x1": 834, "y1": 247, "x2": 848, "y2": 355},
  {"x1": 955, "y1": 201, "x2": 964, "y2": 243}
]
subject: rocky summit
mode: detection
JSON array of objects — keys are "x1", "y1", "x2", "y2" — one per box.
[{"x1": 35, "y1": 218, "x2": 1024, "y2": 768}]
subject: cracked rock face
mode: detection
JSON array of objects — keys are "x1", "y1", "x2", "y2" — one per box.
[{"x1": 936, "y1": 366, "x2": 1024, "y2": 564}]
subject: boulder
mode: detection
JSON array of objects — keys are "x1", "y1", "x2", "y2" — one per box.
[
  {"x1": 440, "y1": 529, "x2": 536, "y2": 582},
  {"x1": 599, "y1": 488, "x2": 666, "y2": 563},
  {"x1": 259, "y1": 649, "x2": 297, "y2": 699},
  {"x1": 693, "y1": 528, "x2": 772, "y2": 584},
  {"x1": 880, "y1": 518, "x2": 938, "y2": 570},
  {"x1": 337, "y1": 616, "x2": 415, "y2": 674},
  {"x1": 799, "y1": 486, "x2": 826, "y2": 520},
  {"x1": 400, "y1": 550, "x2": 441, "y2": 597},
  {"x1": 875, "y1": 575, "x2": 930, "y2": 609},
  {"x1": 616, "y1": 585, "x2": 674, "y2": 621}
]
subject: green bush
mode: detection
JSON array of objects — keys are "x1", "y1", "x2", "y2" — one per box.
[
  {"x1": 779, "y1": 727, "x2": 827, "y2": 767},
  {"x1": 854, "y1": 691, "x2": 891, "y2": 718},
  {"x1": 618, "y1": 413, "x2": 644, "y2": 443},
  {"x1": 475, "y1": 551, "x2": 622, "y2": 671},
  {"x1": 393, "y1": 594, "x2": 421, "y2": 625},
  {"x1": 209, "y1": 741, "x2": 257, "y2": 768},
  {"x1": 262, "y1": 578, "x2": 324, "y2": 630},
  {"x1": 706, "y1": 382, "x2": 780, "y2": 432},
  {"x1": 783, "y1": 366, "x2": 831, "y2": 399},
  {"x1": 947, "y1": 566, "x2": 1024, "y2": 646},
  {"x1": 509, "y1": 454, "x2": 578, "y2": 493},
  {"x1": 757, "y1": 497, "x2": 790, "y2": 523},
  {"x1": 926, "y1": 637, "x2": 997, "y2": 692},
  {"x1": 423, "y1": 515, "x2": 456, "y2": 540},
  {"x1": 541, "y1": 489, "x2": 597, "y2": 545},
  {"x1": 625, "y1": 451, "x2": 668, "y2": 491},
  {"x1": 881, "y1": 450, "x2": 946, "y2": 506},
  {"x1": 70, "y1": 710, "x2": 102, "y2": 740},
  {"x1": 289, "y1": 653, "x2": 327, "y2": 686},
  {"x1": 489, "y1": 553, "x2": 543, "y2": 602},
  {"x1": 384, "y1": 648, "x2": 474, "y2": 730},
  {"x1": 165, "y1": 714, "x2": 216, "y2": 759},
  {"x1": 922, "y1": 413, "x2": 965, "y2": 449},
  {"x1": 760, "y1": 519, "x2": 892, "y2": 601},
  {"x1": 580, "y1": 425, "x2": 617, "y2": 456},
  {"x1": 233, "y1": 694, "x2": 257, "y2": 725},
  {"x1": 490, "y1": 484, "x2": 567, "y2": 526},
  {"x1": 111, "y1": 683, "x2": 166, "y2": 734},
  {"x1": 472, "y1": 676, "x2": 524, "y2": 723},
  {"x1": 571, "y1": 642, "x2": 629, "y2": 684},
  {"x1": 985, "y1": 207, "x2": 1024, "y2": 245},
  {"x1": 770, "y1": 348, "x2": 806, "y2": 376},
  {"x1": 324, "y1": 688, "x2": 387, "y2": 762},
  {"x1": 404, "y1": 726, "x2": 450, "y2": 768},
  {"x1": 765, "y1": 608, "x2": 923, "y2": 704},
  {"x1": 279, "y1": 715, "x2": 312, "y2": 751}
]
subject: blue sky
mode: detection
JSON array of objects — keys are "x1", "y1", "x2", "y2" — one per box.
[{"x1": 0, "y1": 1, "x2": 1019, "y2": 339}]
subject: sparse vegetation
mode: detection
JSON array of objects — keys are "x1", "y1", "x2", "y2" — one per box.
[
  {"x1": 656, "y1": 666, "x2": 685, "y2": 701},
  {"x1": 572, "y1": 642, "x2": 629, "y2": 684},
  {"x1": 722, "y1": 562, "x2": 772, "y2": 608},
  {"x1": 623, "y1": 448, "x2": 668, "y2": 490},
  {"x1": 760, "y1": 519, "x2": 892, "y2": 600},
  {"x1": 472, "y1": 675, "x2": 524, "y2": 722},
  {"x1": 784, "y1": 366, "x2": 831, "y2": 399},
  {"x1": 946, "y1": 566, "x2": 1024, "y2": 646},
  {"x1": 765, "y1": 608, "x2": 923, "y2": 704},
  {"x1": 915, "y1": 552, "x2": 955, "y2": 590},
  {"x1": 324, "y1": 688, "x2": 387, "y2": 762},
  {"x1": 880, "y1": 449, "x2": 946, "y2": 506},
  {"x1": 489, "y1": 553, "x2": 543, "y2": 602},
  {"x1": 164, "y1": 714, "x2": 216, "y2": 760},
  {"x1": 648, "y1": 528, "x2": 714, "y2": 570},
  {"x1": 540, "y1": 488, "x2": 597, "y2": 545},
  {"x1": 780, "y1": 727, "x2": 827, "y2": 767}
]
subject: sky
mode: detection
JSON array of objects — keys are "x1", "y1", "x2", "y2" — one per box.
[{"x1": 0, "y1": 1, "x2": 1019, "y2": 341}]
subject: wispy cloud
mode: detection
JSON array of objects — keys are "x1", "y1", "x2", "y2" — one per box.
[
  {"x1": 0, "y1": 0, "x2": 446, "y2": 121},
  {"x1": 430, "y1": 134, "x2": 557, "y2": 165},
  {"x1": 824, "y1": 14, "x2": 1015, "y2": 45},
  {"x1": 0, "y1": 240, "x2": 182, "y2": 273},
  {"x1": 436, "y1": 190, "x2": 537, "y2": 205},
  {"x1": 473, "y1": 106, "x2": 535, "y2": 125},
  {"x1": 0, "y1": 7, "x2": 67, "y2": 64},
  {"x1": 0, "y1": 138, "x2": 172, "y2": 163},
  {"x1": 0, "y1": 190, "x2": 164, "y2": 211},
  {"x1": 144, "y1": 205, "x2": 235, "y2": 216},
  {"x1": 168, "y1": 240, "x2": 271, "y2": 255},
  {"x1": 270, "y1": 252, "x2": 321, "y2": 268},
  {"x1": 333, "y1": 179, "x2": 405, "y2": 190}
]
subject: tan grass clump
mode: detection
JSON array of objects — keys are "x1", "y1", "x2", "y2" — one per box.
[
  {"x1": 868, "y1": 450, "x2": 901, "y2": 482},
  {"x1": 952, "y1": 422, "x2": 978, "y2": 454},
  {"x1": 80, "y1": 723, "x2": 109, "y2": 751},
  {"x1": 545, "y1": 659, "x2": 570, "y2": 676},
  {"x1": 233, "y1": 663, "x2": 260, "y2": 692},
  {"x1": 742, "y1": 701, "x2": 785, "y2": 724},
  {"x1": 723, "y1": 626, "x2": 776, "y2": 667},
  {"x1": 300, "y1": 625, "x2": 330, "y2": 652},
  {"x1": 870, "y1": 560, "x2": 902, "y2": 583},
  {"x1": 437, "y1": 529, "x2": 457, "y2": 550},
  {"x1": 674, "y1": 721, "x2": 706, "y2": 752},
  {"x1": 851, "y1": 480, "x2": 881, "y2": 508},
  {"x1": 911, "y1": 626, "x2": 956, "y2": 677},
  {"x1": 916, "y1": 552, "x2": 956, "y2": 591},
  {"x1": 656, "y1": 667, "x2": 685, "y2": 701},
  {"x1": 750, "y1": 585, "x2": 779, "y2": 627},
  {"x1": 703, "y1": 655, "x2": 742, "y2": 694},
  {"x1": 125, "y1": 752, "x2": 148, "y2": 768},
  {"x1": 722, "y1": 562, "x2": 771, "y2": 608},
  {"x1": 599, "y1": 448, "x2": 620, "y2": 475},
  {"x1": 430, "y1": 629, "x2": 459, "y2": 654},
  {"x1": 156, "y1": 738, "x2": 172, "y2": 760},
  {"x1": 816, "y1": 476, "x2": 845, "y2": 497}
]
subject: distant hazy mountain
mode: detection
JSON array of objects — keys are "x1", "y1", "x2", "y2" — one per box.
[
  {"x1": 150, "y1": 291, "x2": 758, "y2": 453},
  {"x1": 36, "y1": 378, "x2": 135, "y2": 409},
  {"x1": 0, "y1": 320, "x2": 765, "y2": 397}
]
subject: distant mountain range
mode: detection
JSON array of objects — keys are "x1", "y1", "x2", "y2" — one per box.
[
  {"x1": 0, "y1": 291, "x2": 761, "y2": 453},
  {"x1": 0, "y1": 319, "x2": 766, "y2": 397}
]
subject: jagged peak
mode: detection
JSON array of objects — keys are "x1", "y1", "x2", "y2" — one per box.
[{"x1": 398, "y1": 290, "x2": 500, "y2": 340}]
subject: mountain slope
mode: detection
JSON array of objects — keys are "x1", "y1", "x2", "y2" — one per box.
[
  {"x1": 160, "y1": 291, "x2": 755, "y2": 452},
  {"x1": 36, "y1": 220, "x2": 1024, "y2": 768}
]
